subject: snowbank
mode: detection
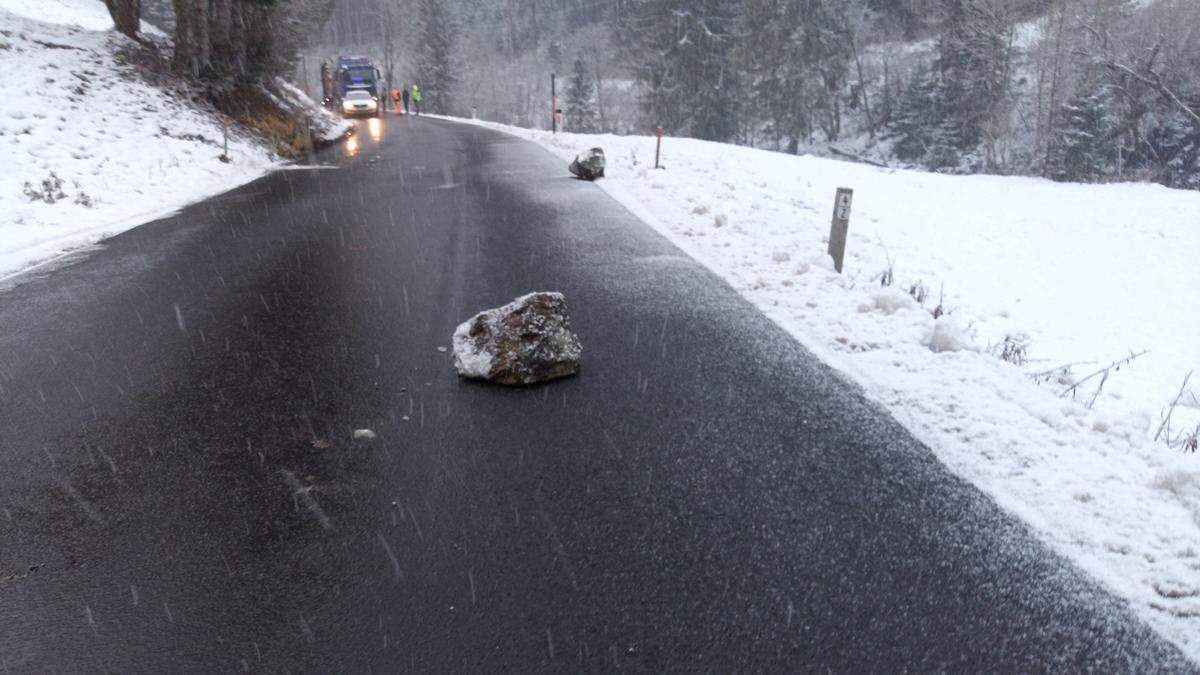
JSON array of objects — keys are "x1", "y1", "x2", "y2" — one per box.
[
  {"x1": 442, "y1": 116, "x2": 1200, "y2": 660},
  {"x1": 0, "y1": 0, "x2": 276, "y2": 281}
]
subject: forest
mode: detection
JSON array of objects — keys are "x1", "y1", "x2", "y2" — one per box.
[{"x1": 108, "y1": 0, "x2": 1200, "y2": 188}]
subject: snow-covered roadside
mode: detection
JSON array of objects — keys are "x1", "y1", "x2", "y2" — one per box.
[
  {"x1": 1, "y1": 1, "x2": 284, "y2": 281},
  {"x1": 443, "y1": 116, "x2": 1200, "y2": 659},
  {"x1": 270, "y1": 79, "x2": 354, "y2": 145}
]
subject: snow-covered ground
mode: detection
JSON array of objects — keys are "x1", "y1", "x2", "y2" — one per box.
[
  {"x1": 1, "y1": 0, "x2": 301, "y2": 281},
  {"x1": 443, "y1": 116, "x2": 1200, "y2": 660}
]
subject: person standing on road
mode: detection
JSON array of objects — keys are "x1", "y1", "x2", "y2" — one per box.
[
  {"x1": 401, "y1": 85, "x2": 410, "y2": 115},
  {"x1": 411, "y1": 84, "x2": 422, "y2": 116},
  {"x1": 392, "y1": 87, "x2": 401, "y2": 114}
]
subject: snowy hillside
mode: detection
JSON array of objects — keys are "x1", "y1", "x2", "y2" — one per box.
[
  {"x1": 448, "y1": 116, "x2": 1200, "y2": 660},
  {"x1": 0, "y1": 0, "x2": 276, "y2": 281}
]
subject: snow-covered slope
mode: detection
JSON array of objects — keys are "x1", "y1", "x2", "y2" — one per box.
[
  {"x1": 445, "y1": 116, "x2": 1200, "y2": 661},
  {"x1": 0, "y1": 0, "x2": 275, "y2": 281}
]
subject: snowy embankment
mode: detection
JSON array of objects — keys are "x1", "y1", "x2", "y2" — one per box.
[
  {"x1": 446, "y1": 116, "x2": 1200, "y2": 659},
  {"x1": 0, "y1": 0, "x2": 344, "y2": 281}
]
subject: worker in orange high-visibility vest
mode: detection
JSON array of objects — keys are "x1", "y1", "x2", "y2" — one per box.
[{"x1": 391, "y1": 87, "x2": 401, "y2": 113}]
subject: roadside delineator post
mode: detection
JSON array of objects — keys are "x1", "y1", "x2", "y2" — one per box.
[
  {"x1": 654, "y1": 127, "x2": 664, "y2": 169},
  {"x1": 828, "y1": 187, "x2": 854, "y2": 273},
  {"x1": 551, "y1": 73, "x2": 558, "y2": 134},
  {"x1": 219, "y1": 117, "x2": 231, "y2": 163}
]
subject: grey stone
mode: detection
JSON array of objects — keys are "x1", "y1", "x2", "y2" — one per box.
[
  {"x1": 452, "y1": 292, "x2": 582, "y2": 385},
  {"x1": 569, "y1": 147, "x2": 606, "y2": 181}
]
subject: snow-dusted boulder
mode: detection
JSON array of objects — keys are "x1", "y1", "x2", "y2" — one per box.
[
  {"x1": 452, "y1": 292, "x2": 582, "y2": 385},
  {"x1": 569, "y1": 148, "x2": 606, "y2": 181},
  {"x1": 860, "y1": 287, "x2": 919, "y2": 315},
  {"x1": 927, "y1": 318, "x2": 977, "y2": 353}
]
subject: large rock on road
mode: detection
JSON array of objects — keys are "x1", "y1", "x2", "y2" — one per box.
[
  {"x1": 568, "y1": 148, "x2": 606, "y2": 181},
  {"x1": 452, "y1": 292, "x2": 582, "y2": 385}
]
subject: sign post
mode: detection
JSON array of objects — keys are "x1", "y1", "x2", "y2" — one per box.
[
  {"x1": 654, "y1": 127, "x2": 664, "y2": 169},
  {"x1": 551, "y1": 73, "x2": 558, "y2": 134},
  {"x1": 827, "y1": 188, "x2": 853, "y2": 273}
]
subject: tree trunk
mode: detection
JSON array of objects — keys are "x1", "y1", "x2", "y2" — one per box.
[
  {"x1": 195, "y1": 0, "x2": 212, "y2": 77},
  {"x1": 530, "y1": 0, "x2": 539, "y2": 49},
  {"x1": 849, "y1": 32, "x2": 875, "y2": 139},
  {"x1": 242, "y1": 4, "x2": 271, "y2": 81},
  {"x1": 210, "y1": 0, "x2": 232, "y2": 77},
  {"x1": 505, "y1": 0, "x2": 517, "y2": 60},
  {"x1": 103, "y1": 0, "x2": 141, "y2": 40},
  {"x1": 171, "y1": 0, "x2": 195, "y2": 74},
  {"x1": 171, "y1": 0, "x2": 214, "y2": 77},
  {"x1": 1042, "y1": 2, "x2": 1066, "y2": 176},
  {"x1": 594, "y1": 71, "x2": 608, "y2": 132},
  {"x1": 229, "y1": 1, "x2": 248, "y2": 80}
]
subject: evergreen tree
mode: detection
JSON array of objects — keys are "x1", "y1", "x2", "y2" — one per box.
[
  {"x1": 415, "y1": 0, "x2": 460, "y2": 114},
  {"x1": 1051, "y1": 84, "x2": 1119, "y2": 183},
  {"x1": 565, "y1": 58, "x2": 598, "y2": 133},
  {"x1": 738, "y1": 0, "x2": 852, "y2": 151},
  {"x1": 170, "y1": 0, "x2": 331, "y2": 82},
  {"x1": 889, "y1": 68, "x2": 940, "y2": 161},
  {"x1": 888, "y1": 64, "x2": 971, "y2": 170},
  {"x1": 629, "y1": 0, "x2": 741, "y2": 142},
  {"x1": 934, "y1": 0, "x2": 1014, "y2": 165}
]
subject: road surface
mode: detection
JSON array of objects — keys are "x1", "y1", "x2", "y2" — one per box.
[{"x1": 0, "y1": 115, "x2": 1189, "y2": 671}]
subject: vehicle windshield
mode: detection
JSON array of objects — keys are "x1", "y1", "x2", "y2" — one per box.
[{"x1": 341, "y1": 66, "x2": 375, "y2": 83}]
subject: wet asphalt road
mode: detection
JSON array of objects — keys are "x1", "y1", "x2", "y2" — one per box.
[{"x1": 0, "y1": 115, "x2": 1190, "y2": 672}]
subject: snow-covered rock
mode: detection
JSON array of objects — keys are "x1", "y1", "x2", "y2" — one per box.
[
  {"x1": 860, "y1": 286, "x2": 919, "y2": 315},
  {"x1": 274, "y1": 80, "x2": 353, "y2": 144},
  {"x1": 568, "y1": 148, "x2": 605, "y2": 181},
  {"x1": 452, "y1": 292, "x2": 582, "y2": 385},
  {"x1": 927, "y1": 318, "x2": 976, "y2": 353}
]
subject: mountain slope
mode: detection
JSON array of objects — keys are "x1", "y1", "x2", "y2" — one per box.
[{"x1": 0, "y1": 1, "x2": 271, "y2": 280}]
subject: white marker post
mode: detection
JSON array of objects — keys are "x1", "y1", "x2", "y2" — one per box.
[
  {"x1": 219, "y1": 117, "x2": 231, "y2": 163},
  {"x1": 654, "y1": 126, "x2": 664, "y2": 169},
  {"x1": 827, "y1": 187, "x2": 853, "y2": 273}
]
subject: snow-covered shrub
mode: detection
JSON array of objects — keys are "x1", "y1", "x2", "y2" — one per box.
[
  {"x1": 908, "y1": 281, "x2": 929, "y2": 305},
  {"x1": 1182, "y1": 428, "x2": 1199, "y2": 453},
  {"x1": 72, "y1": 180, "x2": 93, "y2": 207},
  {"x1": 930, "y1": 284, "x2": 946, "y2": 319},
  {"x1": 993, "y1": 334, "x2": 1030, "y2": 366},
  {"x1": 23, "y1": 172, "x2": 66, "y2": 204}
]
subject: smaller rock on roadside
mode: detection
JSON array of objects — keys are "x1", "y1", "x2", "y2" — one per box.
[
  {"x1": 453, "y1": 292, "x2": 582, "y2": 385},
  {"x1": 569, "y1": 148, "x2": 606, "y2": 181}
]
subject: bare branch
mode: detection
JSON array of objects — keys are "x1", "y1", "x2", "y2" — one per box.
[
  {"x1": 1061, "y1": 349, "x2": 1150, "y2": 402},
  {"x1": 1154, "y1": 371, "x2": 1193, "y2": 444}
]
